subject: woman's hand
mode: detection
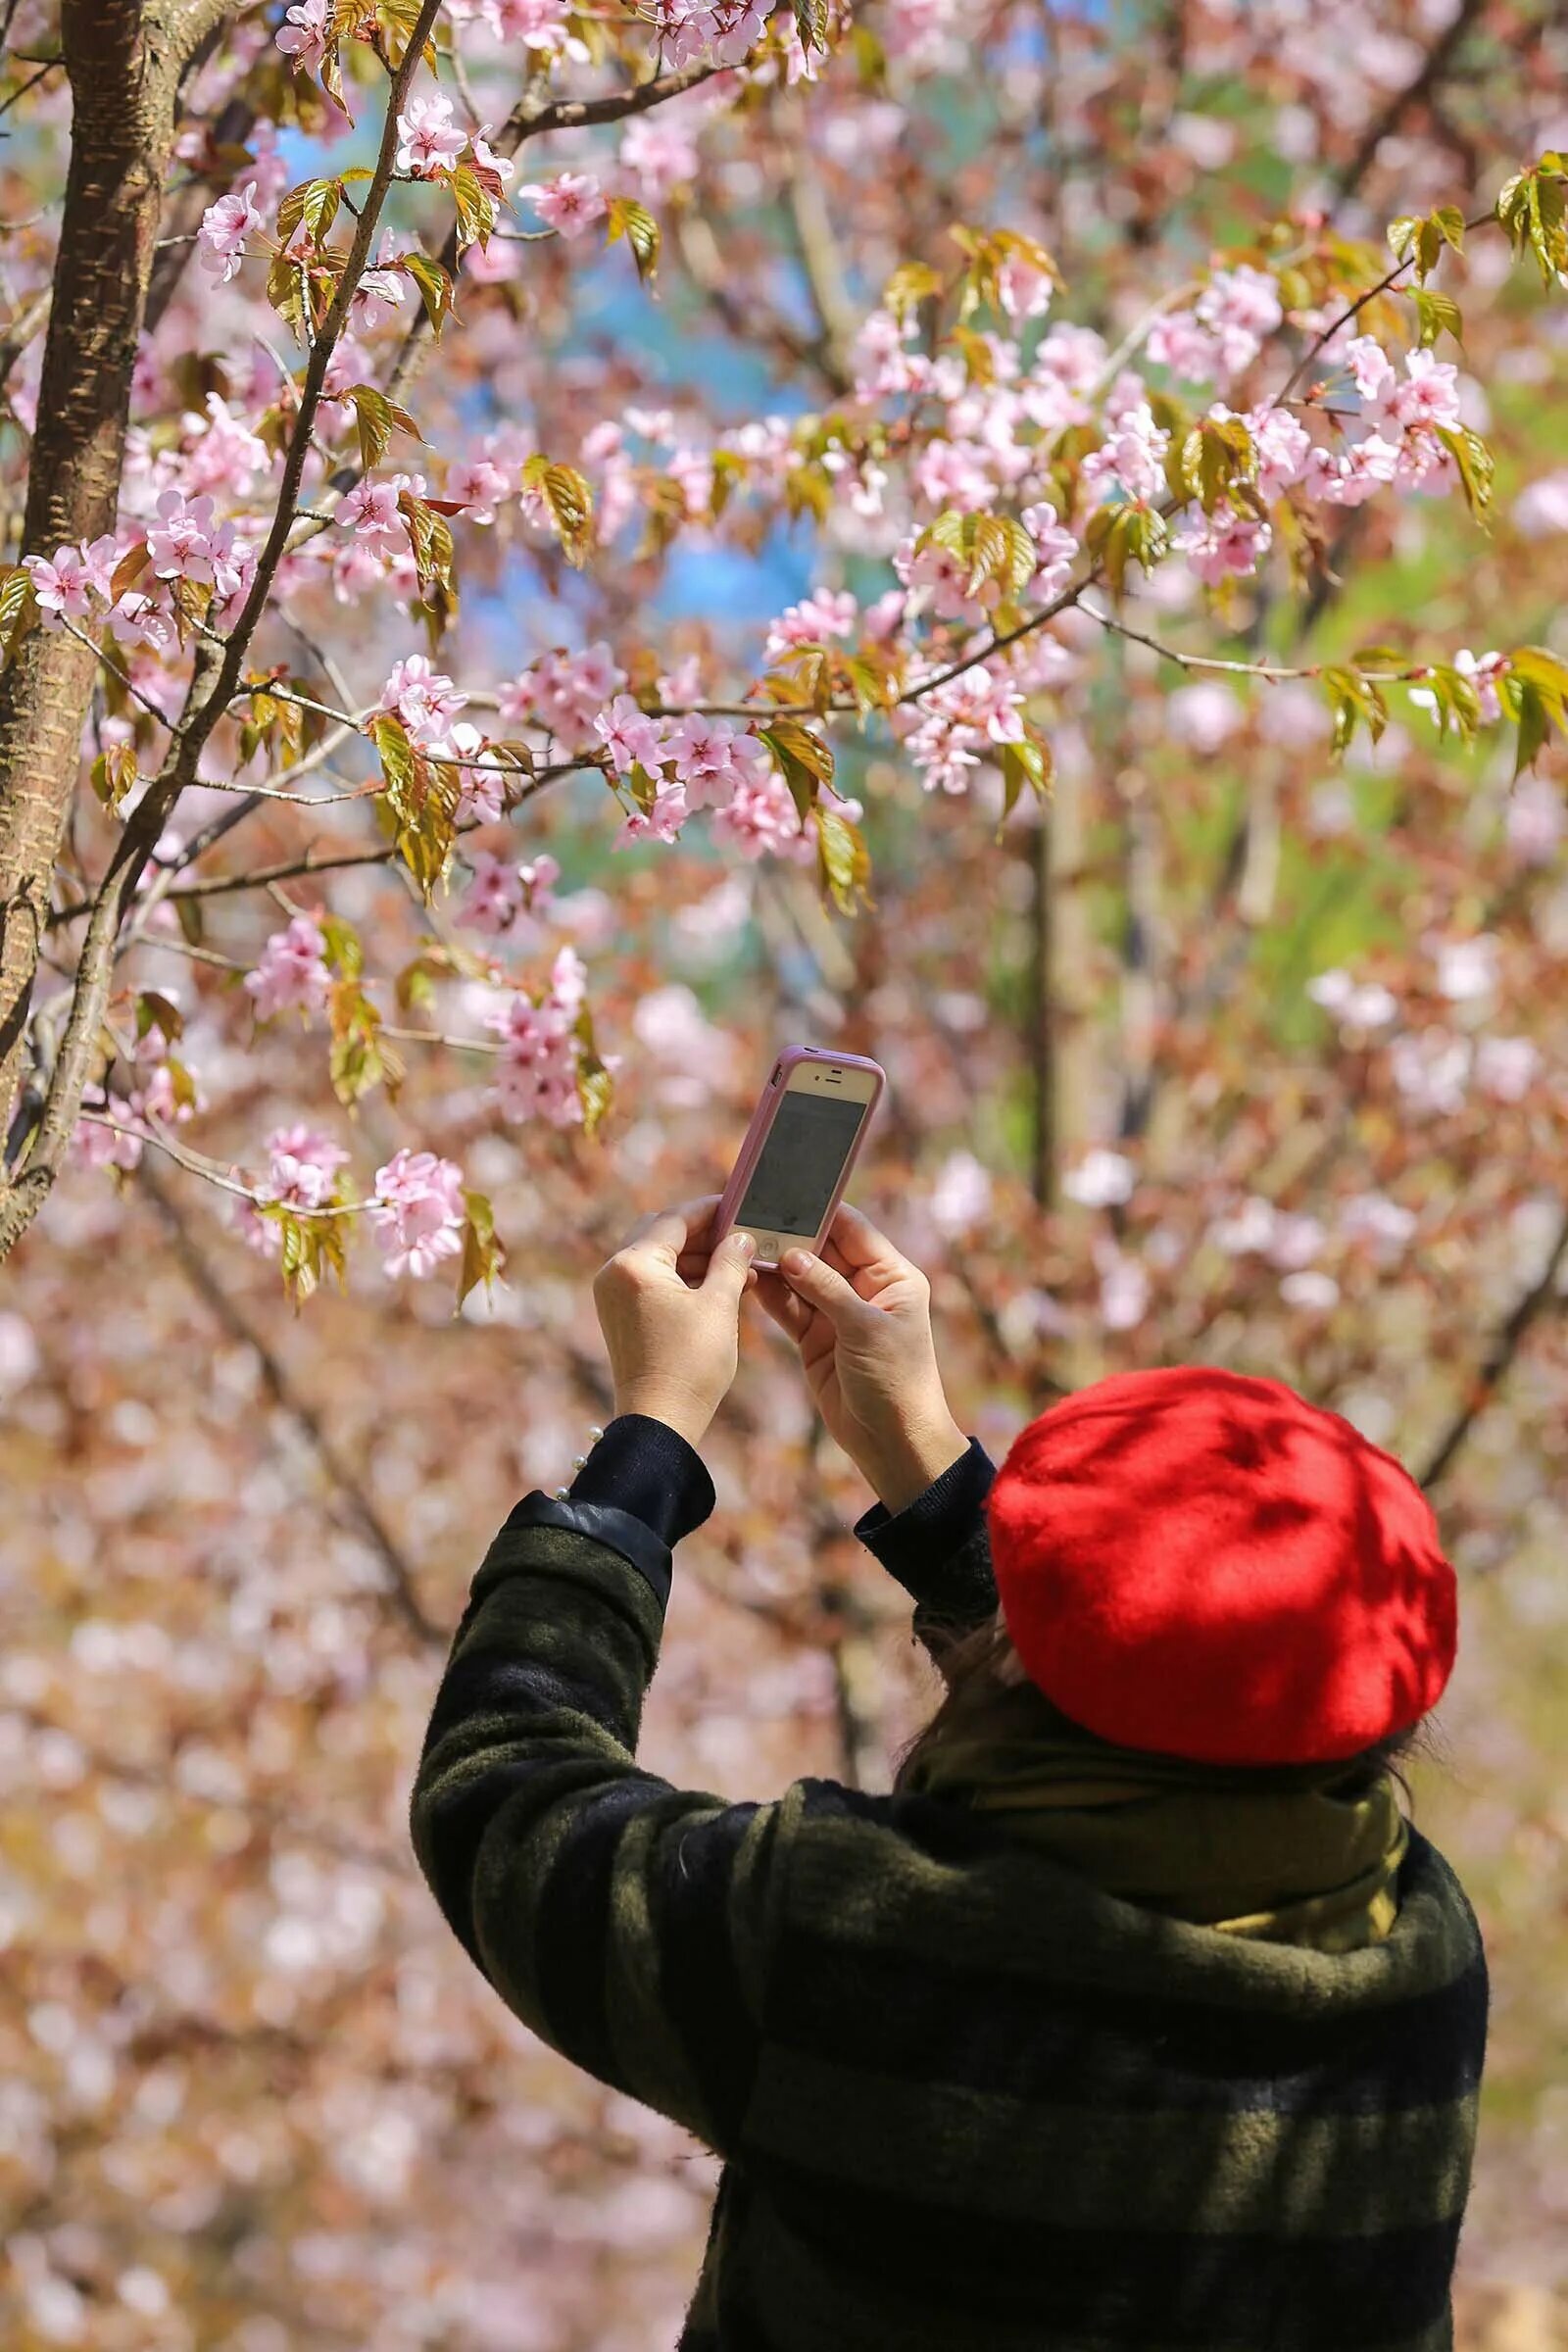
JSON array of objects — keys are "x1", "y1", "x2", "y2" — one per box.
[
  {"x1": 592, "y1": 1195, "x2": 759, "y2": 1449},
  {"x1": 751, "y1": 1200, "x2": 968, "y2": 1513}
]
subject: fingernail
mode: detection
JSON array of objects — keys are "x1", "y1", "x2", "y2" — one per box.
[
  {"x1": 782, "y1": 1249, "x2": 810, "y2": 1274},
  {"x1": 737, "y1": 1233, "x2": 756, "y2": 1259}
]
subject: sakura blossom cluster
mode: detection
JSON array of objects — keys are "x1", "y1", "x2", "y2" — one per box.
[
  {"x1": 244, "y1": 914, "x2": 332, "y2": 1024},
  {"x1": 368, "y1": 1151, "x2": 467, "y2": 1280},
  {"x1": 645, "y1": 1, "x2": 772, "y2": 70},
  {"x1": 481, "y1": 945, "x2": 600, "y2": 1127},
  {"x1": 234, "y1": 1127, "x2": 353, "y2": 1256},
  {"x1": 24, "y1": 489, "x2": 259, "y2": 653}
]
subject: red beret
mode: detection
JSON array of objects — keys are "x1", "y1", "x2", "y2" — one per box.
[{"x1": 986, "y1": 1365, "x2": 1457, "y2": 1767}]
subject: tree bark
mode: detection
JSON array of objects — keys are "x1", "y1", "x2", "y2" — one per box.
[{"x1": 0, "y1": 1, "x2": 198, "y2": 1164}]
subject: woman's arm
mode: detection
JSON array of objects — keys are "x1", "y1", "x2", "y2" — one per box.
[
  {"x1": 853, "y1": 1434, "x2": 1002, "y2": 1664},
  {"x1": 408, "y1": 1425, "x2": 785, "y2": 2158}
]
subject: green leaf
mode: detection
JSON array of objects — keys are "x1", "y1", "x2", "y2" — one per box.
[
  {"x1": 457, "y1": 1189, "x2": 506, "y2": 1307},
  {"x1": 318, "y1": 912, "x2": 363, "y2": 980},
  {"x1": 997, "y1": 733, "x2": 1054, "y2": 835},
  {"x1": 135, "y1": 990, "x2": 185, "y2": 1045},
  {"x1": 450, "y1": 161, "x2": 499, "y2": 254},
  {"x1": 347, "y1": 384, "x2": 421, "y2": 472},
  {"x1": 1179, "y1": 416, "x2": 1257, "y2": 514},
  {"x1": 396, "y1": 488, "x2": 457, "y2": 598},
  {"x1": 882, "y1": 260, "x2": 943, "y2": 325},
  {"x1": 326, "y1": 977, "x2": 405, "y2": 1104},
  {"x1": 913, "y1": 508, "x2": 1037, "y2": 599},
  {"x1": 276, "y1": 174, "x2": 341, "y2": 249},
  {"x1": 398, "y1": 250, "x2": 455, "y2": 336},
  {"x1": 90, "y1": 743, "x2": 138, "y2": 809},
  {"x1": 1499, "y1": 647, "x2": 1568, "y2": 775},
  {"x1": 1404, "y1": 285, "x2": 1463, "y2": 349},
  {"x1": 1435, "y1": 424, "x2": 1494, "y2": 527},
  {"x1": 0, "y1": 561, "x2": 37, "y2": 659},
  {"x1": 816, "y1": 805, "x2": 872, "y2": 916},
  {"x1": 759, "y1": 717, "x2": 834, "y2": 820},
  {"x1": 262, "y1": 1201, "x2": 350, "y2": 1309},
  {"x1": 520, "y1": 455, "x2": 596, "y2": 566},
  {"x1": 367, "y1": 710, "x2": 458, "y2": 896},
  {"x1": 573, "y1": 1004, "x2": 614, "y2": 1140},
  {"x1": 1085, "y1": 501, "x2": 1169, "y2": 599},
  {"x1": 1495, "y1": 155, "x2": 1568, "y2": 287},
  {"x1": 1320, "y1": 663, "x2": 1390, "y2": 759},
  {"x1": 606, "y1": 195, "x2": 661, "y2": 286},
  {"x1": 792, "y1": 0, "x2": 830, "y2": 51}
]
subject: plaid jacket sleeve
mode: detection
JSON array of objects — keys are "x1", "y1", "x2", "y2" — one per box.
[{"x1": 408, "y1": 1494, "x2": 788, "y2": 2156}]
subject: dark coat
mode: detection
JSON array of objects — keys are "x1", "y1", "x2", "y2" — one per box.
[{"x1": 410, "y1": 1418, "x2": 1488, "y2": 2351}]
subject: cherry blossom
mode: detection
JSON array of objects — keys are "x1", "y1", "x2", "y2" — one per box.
[
  {"x1": 395, "y1": 94, "x2": 467, "y2": 179},
  {"x1": 1174, "y1": 505, "x2": 1272, "y2": 586},
  {"x1": 274, "y1": 0, "x2": 329, "y2": 72},
  {"x1": 198, "y1": 183, "x2": 264, "y2": 282},
  {"x1": 595, "y1": 694, "x2": 665, "y2": 775},
  {"x1": 1061, "y1": 1149, "x2": 1138, "y2": 1206},
  {"x1": 368, "y1": 1151, "x2": 466, "y2": 1279},
  {"x1": 243, "y1": 915, "x2": 333, "y2": 1023},
  {"x1": 458, "y1": 852, "x2": 524, "y2": 935},
  {"x1": 517, "y1": 172, "x2": 607, "y2": 237}
]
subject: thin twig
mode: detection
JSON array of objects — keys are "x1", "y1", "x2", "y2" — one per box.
[{"x1": 137, "y1": 1157, "x2": 443, "y2": 1647}]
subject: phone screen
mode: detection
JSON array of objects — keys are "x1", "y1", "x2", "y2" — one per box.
[{"x1": 737, "y1": 1089, "x2": 868, "y2": 1239}]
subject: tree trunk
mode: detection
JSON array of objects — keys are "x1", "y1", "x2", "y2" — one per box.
[{"x1": 0, "y1": 1, "x2": 194, "y2": 1161}]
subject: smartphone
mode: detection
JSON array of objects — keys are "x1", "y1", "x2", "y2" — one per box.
[{"x1": 710, "y1": 1045, "x2": 885, "y2": 1272}]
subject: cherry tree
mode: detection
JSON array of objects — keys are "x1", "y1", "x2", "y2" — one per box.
[{"x1": 5, "y1": 1, "x2": 1568, "y2": 2344}]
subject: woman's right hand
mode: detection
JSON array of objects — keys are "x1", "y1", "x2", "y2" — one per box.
[{"x1": 750, "y1": 1200, "x2": 969, "y2": 1513}]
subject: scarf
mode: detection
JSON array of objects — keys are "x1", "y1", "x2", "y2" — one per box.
[{"x1": 902, "y1": 1719, "x2": 1409, "y2": 1953}]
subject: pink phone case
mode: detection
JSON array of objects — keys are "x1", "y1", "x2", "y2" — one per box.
[{"x1": 710, "y1": 1044, "x2": 886, "y2": 1270}]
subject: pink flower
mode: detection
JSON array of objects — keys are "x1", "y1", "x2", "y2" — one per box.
[
  {"x1": 596, "y1": 693, "x2": 664, "y2": 775},
  {"x1": 665, "y1": 714, "x2": 772, "y2": 811},
  {"x1": 198, "y1": 183, "x2": 264, "y2": 282},
  {"x1": 24, "y1": 545, "x2": 100, "y2": 628},
  {"x1": 337, "y1": 474, "x2": 413, "y2": 554},
  {"x1": 369, "y1": 1150, "x2": 467, "y2": 1279},
  {"x1": 997, "y1": 255, "x2": 1054, "y2": 322},
  {"x1": 445, "y1": 456, "x2": 511, "y2": 523},
  {"x1": 469, "y1": 124, "x2": 516, "y2": 186},
  {"x1": 648, "y1": 0, "x2": 769, "y2": 68},
  {"x1": 482, "y1": 951, "x2": 589, "y2": 1126},
  {"x1": 484, "y1": 0, "x2": 591, "y2": 54},
  {"x1": 619, "y1": 116, "x2": 699, "y2": 199},
  {"x1": 458, "y1": 851, "x2": 523, "y2": 935},
  {"x1": 1246, "y1": 404, "x2": 1312, "y2": 499},
  {"x1": 517, "y1": 172, "x2": 607, "y2": 237},
  {"x1": 1344, "y1": 334, "x2": 1396, "y2": 411},
  {"x1": 395, "y1": 94, "x2": 467, "y2": 178},
  {"x1": 523, "y1": 643, "x2": 626, "y2": 754},
  {"x1": 1194, "y1": 264, "x2": 1283, "y2": 377},
  {"x1": 146, "y1": 489, "x2": 224, "y2": 586},
  {"x1": 275, "y1": 0, "x2": 329, "y2": 72},
  {"x1": 1019, "y1": 501, "x2": 1079, "y2": 599},
  {"x1": 244, "y1": 914, "x2": 332, "y2": 1021},
  {"x1": 1513, "y1": 467, "x2": 1568, "y2": 537},
  {"x1": 612, "y1": 788, "x2": 690, "y2": 849},
  {"x1": 1387, "y1": 348, "x2": 1462, "y2": 434},
  {"x1": 709, "y1": 768, "x2": 804, "y2": 860},
  {"x1": 763, "y1": 589, "x2": 858, "y2": 660},
  {"x1": 1080, "y1": 404, "x2": 1170, "y2": 503},
  {"x1": 378, "y1": 654, "x2": 468, "y2": 744},
  {"x1": 1175, "y1": 505, "x2": 1271, "y2": 587}
]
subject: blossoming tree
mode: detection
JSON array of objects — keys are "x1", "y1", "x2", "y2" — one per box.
[{"x1": 5, "y1": 0, "x2": 1568, "y2": 2343}]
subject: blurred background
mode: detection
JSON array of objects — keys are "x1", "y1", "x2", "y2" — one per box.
[{"x1": 4, "y1": 0, "x2": 1568, "y2": 2345}]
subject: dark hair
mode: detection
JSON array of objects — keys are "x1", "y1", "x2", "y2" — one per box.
[{"x1": 893, "y1": 1612, "x2": 1451, "y2": 1820}]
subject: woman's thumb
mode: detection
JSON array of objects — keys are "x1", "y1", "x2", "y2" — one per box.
[
  {"x1": 703, "y1": 1228, "x2": 759, "y2": 1298},
  {"x1": 779, "y1": 1248, "x2": 866, "y2": 1328}
]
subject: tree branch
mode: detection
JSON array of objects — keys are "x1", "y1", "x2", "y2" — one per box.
[
  {"x1": 137, "y1": 1155, "x2": 444, "y2": 1647},
  {"x1": 1417, "y1": 1200, "x2": 1568, "y2": 1493}
]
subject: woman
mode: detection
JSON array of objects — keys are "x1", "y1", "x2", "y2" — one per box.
[{"x1": 410, "y1": 1195, "x2": 1488, "y2": 2351}]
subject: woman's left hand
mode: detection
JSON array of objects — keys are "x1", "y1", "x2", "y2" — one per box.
[{"x1": 591, "y1": 1195, "x2": 759, "y2": 1448}]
